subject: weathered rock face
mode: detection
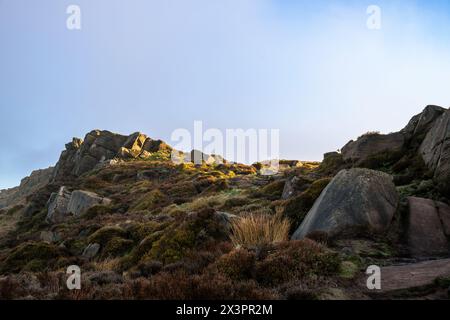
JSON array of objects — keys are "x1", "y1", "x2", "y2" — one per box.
[
  {"x1": 67, "y1": 190, "x2": 111, "y2": 217},
  {"x1": 52, "y1": 130, "x2": 171, "y2": 181},
  {"x1": 419, "y1": 108, "x2": 450, "y2": 193},
  {"x1": 46, "y1": 188, "x2": 111, "y2": 223},
  {"x1": 0, "y1": 167, "x2": 54, "y2": 209},
  {"x1": 46, "y1": 186, "x2": 71, "y2": 223},
  {"x1": 401, "y1": 105, "x2": 446, "y2": 140},
  {"x1": 406, "y1": 197, "x2": 450, "y2": 258},
  {"x1": 292, "y1": 168, "x2": 399, "y2": 240},
  {"x1": 341, "y1": 132, "x2": 404, "y2": 163},
  {"x1": 338, "y1": 105, "x2": 447, "y2": 165}
]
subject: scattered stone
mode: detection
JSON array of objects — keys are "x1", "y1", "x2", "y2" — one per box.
[
  {"x1": 292, "y1": 168, "x2": 398, "y2": 239},
  {"x1": 281, "y1": 176, "x2": 300, "y2": 200},
  {"x1": 82, "y1": 243, "x2": 101, "y2": 259}
]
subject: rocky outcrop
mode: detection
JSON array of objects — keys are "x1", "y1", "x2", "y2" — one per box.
[
  {"x1": 0, "y1": 167, "x2": 54, "y2": 209},
  {"x1": 67, "y1": 190, "x2": 111, "y2": 217},
  {"x1": 339, "y1": 105, "x2": 447, "y2": 165},
  {"x1": 341, "y1": 132, "x2": 404, "y2": 163},
  {"x1": 52, "y1": 130, "x2": 172, "y2": 181},
  {"x1": 401, "y1": 105, "x2": 446, "y2": 140},
  {"x1": 46, "y1": 187, "x2": 111, "y2": 223},
  {"x1": 419, "y1": 108, "x2": 450, "y2": 192},
  {"x1": 406, "y1": 197, "x2": 450, "y2": 258},
  {"x1": 292, "y1": 168, "x2": 398, "y2": 239}
]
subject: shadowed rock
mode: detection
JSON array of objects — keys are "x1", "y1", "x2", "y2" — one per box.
[
  {"x1": 402, "y1": 105, "x2": 446, "y2": 140},
  {"x1": 341, "y1": 132, "x2": 404, "y2": 163},
  {"x1": 46, "y1": 186, "x2": 71, "y2": 223},
  {"x1": 406, "y1": 197, "x2": 449, "y2": 258},
  {"x1": 67, "y1": 190, "x2": 111, "y2": 217},
  {"x1": 419, "y1": 108, "x2": 450, "y2": 193},
  {"x1": 46, "y1": 188, "x2": 111, "y2": 223}
]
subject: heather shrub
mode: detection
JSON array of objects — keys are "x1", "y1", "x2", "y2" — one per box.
[
  {"x1": 126, "y1": 271, "x2": 276, "y2": 300},
  {"x1": 101, "y1": 237, "x2": 134, "y2": 258},
  {"x1": 148, "y1": 209, "x2": 229, "y2": 264},
  {"x1": 259, "y1": 180, "x2": 286, "y2": 200},
  {"x1": 254, "y1": 240, "x2": 341, "y2": 286},
  {"x1": 88, "y1": 226, "x2": 127, "y2": 246},
  {"x1": 1, "y1": 242, "x2": 65, "y2": 273},
  {"x1": 214, "y1": 249, "x2": 256, "y2": 280},
  {"x1": 82, "y1": 205, "x2": 112, "y2": 219},
  {"x1": 130, "y1": 189, "x2": 169, "y2": 212}
]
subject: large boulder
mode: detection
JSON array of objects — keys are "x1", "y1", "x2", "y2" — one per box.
[
  {"x1": 46, "y1": 188, "x2": 111, "y2": 223},
  {"x1": 419, "y1": 108, "x2": 450, "y2": 193},
  {"x1": 406, "y1": 197, "x2": 449, "y2": 258},
  {"x1": 46, "y1": 186, "x2": 71, "y2": 223},
  {"x1": 292, "y1": 168, "x2": 398, "y2": 240},
  {"x1": 66, "y1": 190, "x2": 112, "y2": 217},
  {"x1": 341, "y1": 132, "x2": 404, "y2": 163}
]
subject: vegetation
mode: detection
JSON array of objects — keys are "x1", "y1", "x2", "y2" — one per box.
[
  {"x1": 230, "y1": 211, "x2": 290, "y2": 248},
  {"x1": 282, "y1": 178, "x2": 331, "y2": 232},
  {"x1": 1, "y1": 114, "x2": 449, "y2": 300}
]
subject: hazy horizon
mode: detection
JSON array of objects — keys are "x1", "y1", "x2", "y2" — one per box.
[{"x1": 2, "y1": 0, "x2": 450, "y2": 189}]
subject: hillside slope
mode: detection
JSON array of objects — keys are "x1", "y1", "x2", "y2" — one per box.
[{"x1": 0, "y1": 105, "x2": 449, "y2": 300}]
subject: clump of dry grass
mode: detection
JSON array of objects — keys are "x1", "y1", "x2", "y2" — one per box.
[{"x1": 230, "y1": 210, "x2": 290, "y2": 248}]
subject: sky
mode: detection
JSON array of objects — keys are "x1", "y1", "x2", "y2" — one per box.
[{"x1": 1, "y1": 0, "x2": 450, "y2": 189}]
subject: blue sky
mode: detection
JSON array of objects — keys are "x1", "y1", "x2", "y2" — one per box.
[{"x1": 1, "y1": 0, "x2": 450, "y2": 189}]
